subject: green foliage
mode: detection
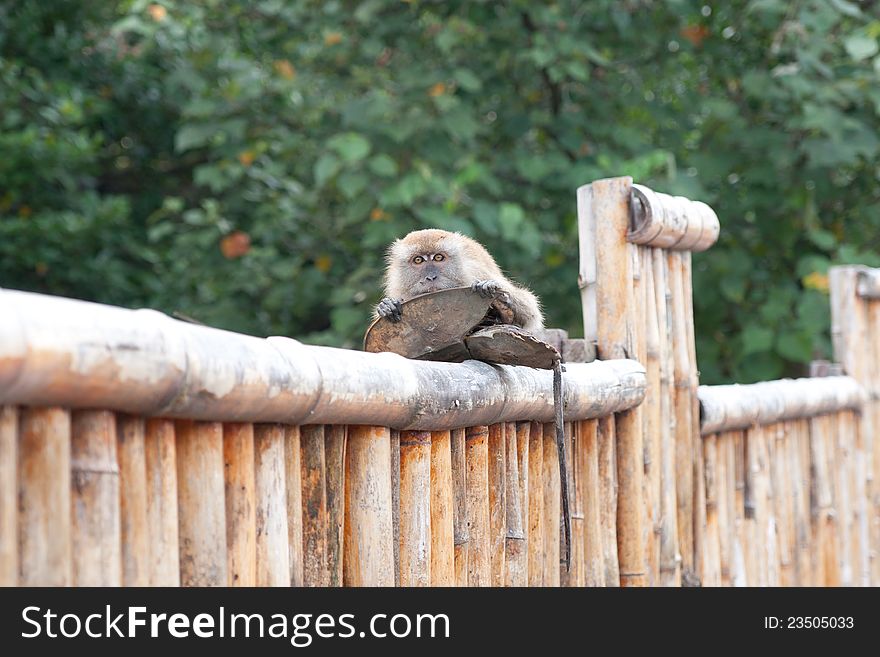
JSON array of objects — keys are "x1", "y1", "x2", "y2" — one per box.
[{"x1": 2, "y1": 0, "x2": 880, "y2": 382}]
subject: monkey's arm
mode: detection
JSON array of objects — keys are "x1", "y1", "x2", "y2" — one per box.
[
  {"x1": 375, "y1": 297, "x2": 403, "y2": 322},
  {"x1": 472, "y1": 280, "x2": 544, "y2": 332}
]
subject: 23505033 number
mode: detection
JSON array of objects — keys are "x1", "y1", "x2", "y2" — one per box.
[{"x1": 787, "y1": 617, "x2": 853, "y2": 629}]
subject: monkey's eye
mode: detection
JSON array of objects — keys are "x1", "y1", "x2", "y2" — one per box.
[
  {"x1": 412, "y1": 255, "x2": 424, "y2": 264},
  {"x1": 432, "y1": 254, "x2": 445, "y2": 262}
]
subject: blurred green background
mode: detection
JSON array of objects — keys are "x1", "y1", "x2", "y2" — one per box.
[{"x1": 2, "y1": 0, "x2": 879, "y2": 383}]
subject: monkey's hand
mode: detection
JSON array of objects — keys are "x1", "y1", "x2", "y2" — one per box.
[
  {"x1": 471, "y1": 279, "x2": 508, "y2": 302},
  {"x1": 376, "y1": 297, "x2": 403, "y2": 322}
]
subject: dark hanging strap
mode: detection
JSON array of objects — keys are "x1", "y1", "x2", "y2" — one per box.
[{"x1": 553, "y1": 358, "x2": 572, "y2": 571}]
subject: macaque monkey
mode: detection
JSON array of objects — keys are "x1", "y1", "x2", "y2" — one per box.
[{"x1": 376, "y1": 229, "x2": 544, "y2": 332}]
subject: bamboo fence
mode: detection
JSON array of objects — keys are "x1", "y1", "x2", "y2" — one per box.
[{"x1": 1, "y1": 179, "x2": 878, "y2": 587}]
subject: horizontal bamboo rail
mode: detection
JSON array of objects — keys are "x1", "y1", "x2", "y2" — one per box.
[
  {"x1": 0, "y1": 289, "x2": 645, "y2": 428},
  {"x1": 698, "y1": 377, "x2": 865, "y2": 435}
]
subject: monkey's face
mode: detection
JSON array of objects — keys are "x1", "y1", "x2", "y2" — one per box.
[{"x1": 404, "y1": 251, "x2": 460, "y2": 295}]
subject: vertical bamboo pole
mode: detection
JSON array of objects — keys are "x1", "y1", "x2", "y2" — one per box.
[
  {"x1": 399, "y1": 430, "x2": 431, "y2": 587},
  {"x1": 117, "y1": 415, "x2": 150, "y2": 586},
  {"x1": 830, "y1": 412, "x2": 853, "y2": 585},
  {"x1": 848, "y1": 409, "x2": 870, "y2": 587},
  {"x1": 792, "y1": 419, "x2": 811, "y2": 586},
  {"x1": 743, "y1": 429, "x2": 759, "y2": 586},
  {"x1": 343, "y1": 425, "x2": 394, "y2": 586},
  {"x1": 763, "y1": 425, "x2": 780, "y2": 588},
  {"x1": 324, "y1": 424, "x2": 346, "y2": 587},
  {"x1": 391, "y1": 428, "x2": 401, "y2": 586},
  {"x1": 655, "y1": 249, "x2": 680, "y2": 587},
  {"x1": 430, "y1": 430, "x2": 455, "y2": 586},
  {"x1": 669, "y1": 251, "x2": 695, "y2": 585},
  {"x1": 18, "y1": 407, "x2": 71, "y2": 586},
  {"x1": 254, "y1": 423, "x2": 291, "y2": 587},
  {"x1": 451, "y1": 427, "x2": 469, "y2": 586},
  {"x1": 144, "y1": 418, "x2": 179, "y2": 586},
  {"x1": 598, "y1": 415, "x2": 620, "y2": 586},
  {"x1": 223, "y1": 422, "x2": 255, "y2": 586},
  {"x1": 775, "y1": 424, "x2": 794, "y2": 586},
  {"x1": 505, "y1": 422, "x2": 526, "y2": 586},
  {"x1": 488, "y1": 423, "x2": 507, "y2": 586},
  {"x1": 865, "y1": 299, "x2": 880, "y2": 586},
  {"x1": 542, "y1": 423, "x2": 561, "y2": 587},
  {"x1": 567, "y1": 422, "x2": 585, "y2": 586},
  {"x1": 733, "y1": 431, "x2": 747, "y2": 586},
  {"x1": 0, "y1": 407, "x2": 16, "y2": 586},
  {"x1": 643, "y1": 248, "x2": 662, "y2": 586},
  {"x1": 286, "y1": 425, "x2": 304, "y2": 586},
  {"x1": 176, "y1": 420, "x2": 226, "y2": 586},
  {"x1": 527, "y1": 421, "x2": 544, "y2": 586},
  {"x1": 702, "y1": 434, "x2": 721, "y2": 587},
  {"x1": 716, "y1": 432, "x2": 733, "y2": 586},
  {"x1": 70, "y1": 410, "x2": 121, "y2": 586},
  {"x1": 466, "y1": 425, "x2": 490, "y2": 586},
  {"x1": 301, "y1": 425, "x2": 328, "y2": 587},
  {"x1": 513, "y1": 422, "x2": 531, "y2": 586},
  {"x1": 579, "y1": 419, "x2": 603, "y2": 586}
]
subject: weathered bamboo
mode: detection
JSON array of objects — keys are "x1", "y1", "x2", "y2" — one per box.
[
  {"x1": 254, "y1": 423, "x2": 290, "y2": 587},
  {"x1": 465, "y1": 425, "x2": 490, "y2": 586},
  {"x1": 399, "y1": 430, "x2": 431, "y2": 587},
  {"x1": 598, "y1": 415, "x2": 619, "y2": 586},
  {"x1": 699, "y1": 378, "x2": 865, "y2": 434},
  {"x1": 507, "y1": 421, "x2": 529, "y2": 587},
  {"x1": 792, "y1": 420, "x2": 811, "y2": 586},
  {"x1": 702, "y1": 434, "x2": 721, "y2": 587},
  {"x1": 391, "y1": 428, "x2": 400, "y2": 587},
  {"x1": 285, "y1": 425, "x2": 304, "y2": 586},
  {"x1": 144, "y1": 418, "x2": 179, "y2": 585},
  {"x1": 176, "y1": 420, "x2": 226, "y2": 586},
  {"x1": 223, "y1": 422, "x2": 256, "y2": 586},
  {"x1": 774, "y1": 424, "x2": 794, "y2": 586},
  {"x1": 655, "y1": 248, "x2": 680, "y2": 586},
  {"x1": 430, "y1": 430, "x2": 455, "y2": 586},
  {"x1": 301, "y1": 424, "x2": 328, "y2": 587},
  {"x1": 70, "y1": 410, "x2": 121, "y2": 586},
  {"x1": 578, "y1": 419, "x2": 602, "y2": 586},
  {"x1": 716, "y1": 431, "x2": 734, "y2": 586},
  {"x1": 642, "y1": 248, "x2": 662, "y2": 586},
  {"x1": 450, "y1": 427, "x2": 469, "y2": 586},
  {"x1": 343, "y1": 425, "x2": 394, "y2": 586},
  {"x1": 324, "y1": 424, "x2": 346, "y2": 587},
  {"x1": 542, "y1": 423, "x2": 561, "y2": 587},
  {"x1": 18, "y1": 407, "x2": 72, "y2": 586},
  {"x1": 567, "y1": 422, "x2": 585, "y2": 586},
  {"x1": 629, "y1": 184, "x2": 720, "y2": 252},
  {"x1": 527, "y1": 421, "x2": 544, "y2": 585},
  {"x1": 0, "y1": 407, "x2": 16, "y2": 586},
  {"x1": 0, "y1": 289, "x2": 645, "y2": 429},
  {"x1": 116, "y1": 415, "x2": 149, "y2": 586},
  {"x1": 732, "y1": 431, "x2": 747, "y2": 586},
  {"x1": 488, "y1": 423, "x2": 507, "y2": 586}
]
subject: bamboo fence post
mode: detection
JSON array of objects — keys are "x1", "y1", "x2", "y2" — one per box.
[
  {"x1": 655, "y1": 249, "x2": 680, "y2": 586},
  {"x1": 466, "y1": 425, "x2": 491, "y2": 586},
  {"x1": 527, "y1": 421, "x2": 544, "y2": 585},
  {"x1": 223, "y1": 422, "x2": 256, "y2": 586},
  {"x1": 391, "y1": 428, "x2": 401, "y2": 587},
  {"x1": 579, "y1": 419, "x2": 603, "y2": 586},
  {"x1": 764, "y1": 425, "x2": 780, "y2": 587},
  {"x1": 733, "y1": 431, "x2": 747, "y2": 586},
  {"x1": 503, "y1": 422, "x2": 526, "y2": 586},
  {"x1": 71, "y1": 410, "x2": 121, "y2": 586},
  {"x1": 0, "y1": 407, "x2": 17, "y2": 586},
  {"x1": 430, "y1": 430, "x2": 455, "y2": 586},
  {"x1": 488, "y1": 423, "x2": 507, "y2": 586},
  {"x1": 285, "y1": 425, "x2": 304, "y2": 586},
  {"x1": 450, "y1": 427, "x2": 469, "y2": 586},
  {"x1": 643, "y1": 247, "x2": 662, "y2": 585},
  {"x1": 18, "y1": 407, "x2": 72, "y2": 586},
  {"x1": 774, "y1": 424, "x2": 794, "y2": 587},
  {"x1": 793, "y1": 419, "x2": 811, "y2": 586},
  {"x1": 117, "y1": 415, "x2": 150, "y2": 586},
  {"x1": 324, "y1": 424, "x2": 346, "y2": 587},
  {"x1": 866, "y1": 299, "x2": 880, "y2": 586},
  {"x1": 598, "y1": 415, "x2": 620, "y2": 586},
  {"x1": 702, "y1": 434, "x2": 721, "y2": 587},
  {"x1": 669, "y1": 251, "x2": 695, "y2": 585},
  {"x1": 567, "y1": 422, "x2": 585, "y2": 586},
  {"x1": 301, "y1": 425, "x2": 328, "y2": 587},
  {"x1": 399, "y1": 430, "x2": 432, "y2": 587},
  {"x1": 716, "y1": 432, "x2": 733, "y2": 586},
  {"x1": 144, "y1": 418, "x2": 179, "y2": 586},
  {"x1": 848, "y1": 409, "x2": 870, "y2": 586},
  {"x1": 176, "y1": 419, "x2": 226, "y2": 586},
  {"x1": 254, "y1": 423, "x2": 291, "y2": 587},
  {"x1": 343, "y1": 425, "x2": 394, "y2": 586},
  {"x1": 542, "y1": 423, "x2": 561, "y2": 587}
]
